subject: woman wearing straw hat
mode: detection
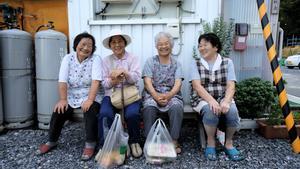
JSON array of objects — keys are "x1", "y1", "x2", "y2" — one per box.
[{"x1": 98, "y1": 29, "x2": 142, "y2": 158}]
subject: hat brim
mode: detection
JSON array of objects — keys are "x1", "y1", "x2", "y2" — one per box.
[{"x1": 102, "y1": 34, "x2": 131, "y2": 49}]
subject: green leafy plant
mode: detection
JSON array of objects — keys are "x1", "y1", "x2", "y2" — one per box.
[
  {"x1": 266, "y1": 95, "x2": 283, "y2": 125},
  {"x1": 266, "y1": 98, "x2": 300, "y2": 125},
  {"x1": 235, "y1": 77, "x2": 275, "y2": 119},
  {"x1": 192, "y1": 46, "x2": 199, "y2": 59},
  {"x1": 203, "y1": 17, "x2": 235, "y2": 57},
  {"x1": 293, "y1": 111, "x2": 300, "y2": 119}
]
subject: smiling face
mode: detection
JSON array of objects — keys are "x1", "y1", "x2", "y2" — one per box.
[
  {"x1": 198, "y1": 39, "x2": 218, "y2": 60},
  {"x1": 109, "y1": 35, "x2": 126, "y2": 58},
  {"x1": 156, "y1": 36, "x2": 172, "y2": 57},
  {"x1": 76, "y1": 38, "x2": 93, "y2": 59}
]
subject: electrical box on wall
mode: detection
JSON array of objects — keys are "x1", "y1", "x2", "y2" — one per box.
[
  {"x1": 234, "y1": 23, "x2": 248, "y2": 51},
  {"x1": 166, "y1": 22, "x2": 180, "y2": 38},
  {"x1": 156, "y1": 0, "x2": 183, "y2": 3},
  {"x1": 101, "y1": 0, "x2": 133, "y2": 3},
  {"x1": 235, "y1": 23, "x2": 248, "y2": 36}
]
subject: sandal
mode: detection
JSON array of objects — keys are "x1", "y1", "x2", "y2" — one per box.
[
  {"x1": 130, "y1": 143, "x2": 142, "y2": 158},
  {"x1": 204, "y1": 147, "x2": 217, "y2": 161},
  {"x1": 224, "y1": 147, "x2": 244, "y2": 161},
  {"x1": 37, "y1": 144, "x2": 57, "y2": 155},
  {"x1": 174, "y1": 143, "x2": 182, "y2": 154},
  {"x1": 81, "y1": 147, "x2": 95, "y2": 161}
]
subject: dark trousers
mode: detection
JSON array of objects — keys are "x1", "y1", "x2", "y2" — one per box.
[
  {"x1": 98, "y1": 96, "x2": 141, "y2": 145},
  {"x1": 48, "y1": 102, "x2": 100, "y2": 143}
]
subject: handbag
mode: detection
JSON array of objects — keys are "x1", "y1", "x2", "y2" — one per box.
[
  {"x1": 108, "y1": 55, "x2": 140, "y2": 109},
  {"x1": 111, "y1": 85, "x2": 141, "y2": 109}
]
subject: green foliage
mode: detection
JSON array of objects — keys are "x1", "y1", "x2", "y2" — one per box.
[
  {"x1": 203, "y1": 17, "x2": 234, "y2": 57},
  {"x1": 279, "y1": 0, "x2": 300, "y2": 36},
  {"x1": 279, "y1": 58, "x2": 286, "y2": 66},
  {"x1": 235, "y1": 77, "x2": 297, "y2": 124},
  {"x1": 266, "y1": 100, "x2": 300, "y2": 125},
  {"x1": 192, "y1": 46, "x2": 199, "y2": 59},
  {"x1": 293, "y1": 111, "x2": 300, "y2": 119},
  {"x1": 266, "y1": 95, "x2": 283, "y2": 125},
  {"x1": 235, "y1": 77, "x2": 276, "y2": 119}
]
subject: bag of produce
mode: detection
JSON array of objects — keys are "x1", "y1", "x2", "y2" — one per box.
[
  {"x1": 96, "y1": 114, "x2": 129, "y2": 169},
  {"x1": 144, "y1": 118, "x2": 177, "y2": 164}
]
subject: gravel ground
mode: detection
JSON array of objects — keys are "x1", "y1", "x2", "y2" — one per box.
[{"x1": 0, "y1": 121, "x2": 300, "y2": 169}]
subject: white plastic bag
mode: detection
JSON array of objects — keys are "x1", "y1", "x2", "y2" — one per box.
[
  {"x1": 143, "y1": 118, "x2": 177, "y2": 164},
  {"x1": 96, "y1": 114, "x2": 128, "y2": 169}
]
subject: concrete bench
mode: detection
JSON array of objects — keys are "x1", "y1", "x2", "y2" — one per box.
[
  {"x1": 72, "y1": 108, "x2": 85, "y2": 121},
  {"x1": 183, "y1": 104, "x2": 206, "y2": 149},
  {"x1": 73, "y1": 104, "x2": 207, "y2": 149}
]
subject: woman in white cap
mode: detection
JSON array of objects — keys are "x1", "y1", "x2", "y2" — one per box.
[{"x1": 98, "y1": 29, "x2": 142, "y2": 158}]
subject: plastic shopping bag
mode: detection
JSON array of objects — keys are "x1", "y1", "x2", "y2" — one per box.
[
  {"x1": 96, "y1": 114, "x2": 129, "y2": 169},
  {"x1": 143, "y1": 118, "x2": 177, "y2": 164}
]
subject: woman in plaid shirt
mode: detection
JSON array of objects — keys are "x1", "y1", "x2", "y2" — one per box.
[{"x1": 190, "y1": 33, "x2": 243, "y2": 161}]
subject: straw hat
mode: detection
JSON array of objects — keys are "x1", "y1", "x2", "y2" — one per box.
[{"x1": 102, "y1": 29, "x2": 131, "y2": 49}]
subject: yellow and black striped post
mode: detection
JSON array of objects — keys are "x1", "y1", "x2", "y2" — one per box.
[{"x1": 257, "y1": 0, "x2": 300, "y2": 153}]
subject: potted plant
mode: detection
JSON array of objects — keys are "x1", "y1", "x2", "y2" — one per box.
[
  {"x1": 256, "y1": 96, "x2": 300, "y2": 139},
  {"x1": 235, "y1": 77, "x2": 275, "y2": 129}
]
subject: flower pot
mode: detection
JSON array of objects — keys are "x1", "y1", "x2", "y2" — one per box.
[{"x1": 256, "y1": 120, "x2": 300, "y2": 139}]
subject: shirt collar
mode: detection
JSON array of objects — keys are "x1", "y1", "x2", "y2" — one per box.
[
  {"x1": 112, "y1": 51, "x2": 128, "y2": 60},
  {"x1": 200, "y1": 54, "x2": 222, "y2": 71},
  {"x1": 73, "y1": 51, "x2": 92, "y2": 64}
]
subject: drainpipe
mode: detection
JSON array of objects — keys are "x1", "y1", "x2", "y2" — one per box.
[
  {"x1": 278, "y1": 27, "x2": 284, "y2": 59},
  {"x1": 172, "y1": 1, "x2": 183, "y2": 56}
]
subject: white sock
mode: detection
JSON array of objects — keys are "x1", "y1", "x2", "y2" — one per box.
[
  {"x1": 85, "y1": 142, "x2": 96, "y2": 149},
  {"x1": 46, "y1": 141, "x2": 57, "y2": 147}
]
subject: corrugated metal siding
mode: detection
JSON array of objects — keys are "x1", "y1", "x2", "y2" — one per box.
[
  {"x1": 223, "y1": 0, "x2": 277, "y2": 82},
  {"x1": 224, "y1": 0, "x2": 261, "y2": 24},
  {"x1": 67, "y1": 0, "x2": 218, "y2": 103},
  {"x1": 68, "y1": 0, "x2": 279, "y2": 103},
  {"x1": 89, "y1": 23, "x2": 202, "y2": 103}
]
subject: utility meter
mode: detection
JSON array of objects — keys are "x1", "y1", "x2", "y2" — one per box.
[
  {"x1": 234, "y1": 23, "x2": 249, "y2": 51},
  {"x1": 166, "y1": 21, "x2": 180, "y2": 38}
]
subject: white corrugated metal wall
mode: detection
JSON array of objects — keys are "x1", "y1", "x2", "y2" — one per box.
[
  {"x1": 67, "y1": 0, "x2": 277, "y2": 104},
  {"x1": 68, "y1": 0, "x2": 220, "y2": 104},
  {"x1": 223, "y1": 0, "x2": 278, "y2": 82}
]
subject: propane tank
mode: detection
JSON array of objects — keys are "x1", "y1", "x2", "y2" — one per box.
[
  {"x1": 35, "y1": 22, "x2": 67, "y2": 129},
  {"x1": 0, "y1": 81, "x2": 3, "y2": 132},
  {"x1": 0, "y1": 29, "x2": 34, "y2": 129}
]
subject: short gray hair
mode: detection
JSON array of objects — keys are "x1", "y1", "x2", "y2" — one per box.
[{"x1": 154, "y1": 32, "x2": 174, "y2": 48}]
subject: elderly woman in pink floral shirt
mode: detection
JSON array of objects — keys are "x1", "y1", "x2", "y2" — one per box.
[{"x1": 98, "y1": 29, "x2": 142, "y2": 158}]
